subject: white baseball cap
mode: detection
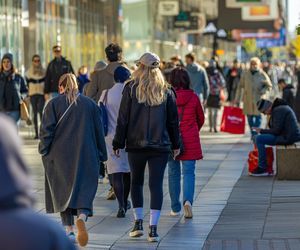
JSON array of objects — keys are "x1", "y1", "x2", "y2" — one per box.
[{"x1": 135, "y1": 52, "x2": 160, "y2": 68}]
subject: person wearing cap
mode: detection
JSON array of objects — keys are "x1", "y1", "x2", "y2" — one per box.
[
  {"x1": 112, "y1": 52, "x2": 180, "y2": 242},
  {"x1": 0, "y1": 53, "x2": 28, "y2": 123},
  {"x1": 0, "y1": 114, "x2": 75, "y2": 250},
  {"x1": 99, "y1": 66, "x2": 131, "y2": 218},
  {"x1": 234, "y1": 57, "x2": 272, "y2": 140},
  {"x1": 44, "y1": 45, "x2": 74, "y2": 101},
  {"x1": 251, "y1": 98, "x2": 300, "y2": 176},
  {"x1": 86, "y1": 43, "x2": 126, "y2": 102},
  {"x1": 185, "y1": 53, "x2": 209, "y2": 106}
]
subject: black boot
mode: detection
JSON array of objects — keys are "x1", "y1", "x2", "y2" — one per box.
[
  {"x1": 117, "y1": 207, "x2": 125, "y2": 218},
  {"x1": 129, "y1": 219, "x2": 143, "y2": 237},
  {"x1": 148, "y1": 225, "x2": 159, "y2": 242}
]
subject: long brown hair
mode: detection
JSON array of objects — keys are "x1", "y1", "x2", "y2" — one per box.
[{"x1": 58, "y1": 73, "x2": 79, "y2": 104}]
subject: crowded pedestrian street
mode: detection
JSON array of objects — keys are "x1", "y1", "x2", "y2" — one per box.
[
  {"x1": 1, "y1": 1, "x2": 300, "y2": 250},
  {"x1": 20, "y1": 124, "x2": 300, "y2": 250}
]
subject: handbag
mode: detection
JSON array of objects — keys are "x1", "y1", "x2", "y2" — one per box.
[
  {"x1": 20, "y1": 100, "x2": 32, "y2": 125},
  {"x1": 99, "y1": 90, "x2": 109, "y2": 136},
  {"x1": 220, "y1": 106, "x2": 245, "y2": 134}
]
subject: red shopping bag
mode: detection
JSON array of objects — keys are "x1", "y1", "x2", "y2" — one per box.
[
  {"x1": 248, "y1": 147, "x2": 274, "y2": 174},
  {"x1": 220, "y1": 106, "x2": 245, "y2": 134}
]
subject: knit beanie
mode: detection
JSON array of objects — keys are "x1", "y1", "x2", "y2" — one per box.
[
  {"x1": 2, "y1": 53, "x2": 13, "y2": 63},
  {"x1": 114, "y1": 66, "x2": 131, "y2": 83}
]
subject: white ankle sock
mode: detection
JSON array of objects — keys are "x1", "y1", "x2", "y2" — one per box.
[
  {"x1": 133, "y1": 207, "x2": 143, "y2": 220},
  {"x1": 150, "y1": 209, "x2": 161, "y2": 226}
]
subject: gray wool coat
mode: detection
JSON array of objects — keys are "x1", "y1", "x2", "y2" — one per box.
[{"x1": 39, "y1": 94, "x2": 107, "y2": 214}]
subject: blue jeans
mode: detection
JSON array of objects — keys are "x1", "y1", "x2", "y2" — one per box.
[
  {"x1": 168, "y1": 159, "x2": 196, "y2": 213},
  {"x1": 6, "y1": 111, "x2": 20, "y2": 124},
  {"x1": 254, "y1": 134, "x2": 277, "y2": 169},
  {"x1": 247, "y1": 115, "x2": 262, "y2": 137}
]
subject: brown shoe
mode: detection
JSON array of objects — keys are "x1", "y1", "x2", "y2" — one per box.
[
  {"x1": 76, "y1": 218, "x2": 88, "y2": 246},
  {"x1": 184, "y1": 201, "x2": 193, "y2": 219}
]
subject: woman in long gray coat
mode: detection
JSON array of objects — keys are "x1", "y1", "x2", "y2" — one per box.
[{"x1": 39, "y1": 73, "x2": 107, "y2": 247}]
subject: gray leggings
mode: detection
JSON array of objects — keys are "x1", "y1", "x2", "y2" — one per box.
[
  {"x1": 60, "y1": 208, "x2": 90, "y2": 226},
  {"x1": 208, "y1": 108, "x2": 218, "y2": 130}
]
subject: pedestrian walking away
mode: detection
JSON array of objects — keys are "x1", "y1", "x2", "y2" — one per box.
[
  {"x1": 100, "y1": 65, "x2": 132, "y2": 218},
  {"x1": 112, "y1": 52, "x2": 180, "y2": 243},
  {"x1": 185, "y1": 52, "x2": 210, "y2": 106},
  {"x1": 206, "y1": 58, "x2": 226, "y2": 133},
  {"x1": 235, "y1": 57, "x2": 272, "y2": 140},
  {"x1": 251, "y1": 98, "x2": 300, "y2": 176},
  {"x1": 25, "y1": 54, "x2": 46, "y2": 139},
  {"x1": 44, "y1": 45, "x2": 74, "y2": 101},
  {"x1": 39, "y1": 73, "x2": 107, "y2": 247},
  {"x1": 0, "y1": 53, "x2": 28, "y2": 124},
  {"x1": 0, "y1": 114, "x2": 75, "y2": 250},
  {"x1": 167, "y1": 67, "x2": 205, "y2": 219}
]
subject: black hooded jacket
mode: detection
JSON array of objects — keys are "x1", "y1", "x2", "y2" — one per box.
[
  {"x1": 282, "y1": 84, "x2": 296, "y2": 110},
  {"x1": 0, "y1": 114, "x2": 75, "y2": 250},
  {"x1": 113, "y1": 81, "x2": 180, "y2": 152},
  {"x1": 261, "y1": 98, "x2": 300, "y2": 145}
]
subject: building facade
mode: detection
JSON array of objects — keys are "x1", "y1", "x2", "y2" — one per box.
[{"x1": 0, "y1": 0, "x2": 122, "y2": 73}]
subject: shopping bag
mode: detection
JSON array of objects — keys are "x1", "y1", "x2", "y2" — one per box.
[
  {"x1": 20, "y1": 100, "x2": 32, "y2": 125},
  {"x1": 248, "y1": 147, "x2": 274, "y2": 174},
  {"x1": 220, "y1": 106, "x2": 245, "y2": 134}
]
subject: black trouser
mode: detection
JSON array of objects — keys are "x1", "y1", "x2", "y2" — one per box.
[
  {"x1": 111, "y1": 172, "x2": 131, "y2": 209},
  {"x1": 30, "y1": 95, "x2": 45, "y2": 137},
  {"x1": 128, "y1": 151, "x2": 169, "y2": 210},
  {"x1": 60, "y1": 208, "x2": 90, "y2": 226}
]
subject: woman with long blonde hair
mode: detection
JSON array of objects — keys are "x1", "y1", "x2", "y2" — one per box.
[
  {"x1": 113, "y1": 52, "x2": 180, "y2": 242},
  {"x1": 39, "y1": 73, "x2": 107, "y2": 247}
]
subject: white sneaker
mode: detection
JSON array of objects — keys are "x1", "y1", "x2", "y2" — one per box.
[
  {"x1": 170, "y1": 210, "x2": 181, "y2": 217},
  {"x1": 183, "y1": 201, "x2": 193, "y2": 219}
]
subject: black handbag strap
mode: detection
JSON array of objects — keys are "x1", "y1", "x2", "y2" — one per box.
[{"x1": 55, "y1": 94, "x2": 78, "y2": 129}]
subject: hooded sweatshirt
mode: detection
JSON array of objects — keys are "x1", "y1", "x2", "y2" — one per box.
[
  {"x1": 87, "y1": 61, "x2": 127, "y2": 102},
  {"x1": 0, "y1": 114, "x2": 75, "y2": 250},
  {"x1": 186, "y1": 63, "x2": 209, "y2": 100},
  {"x1": 282, "y1": 84, "x2": 296, "y2": 109},
  {"x1": 175, "y1": 89, "x2": 205, "y2": 160}
]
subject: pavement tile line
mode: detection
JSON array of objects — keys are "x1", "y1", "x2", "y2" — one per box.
[{"x1": 20, "y1": 129, "x2": 251, "y2": 250}]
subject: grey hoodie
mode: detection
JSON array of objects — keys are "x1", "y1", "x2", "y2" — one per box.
[{"x1": 186, "y1": 63, "x2": 209, "y2": 100}]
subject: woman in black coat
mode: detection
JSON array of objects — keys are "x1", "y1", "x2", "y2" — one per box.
[
  {"x1": 39, "y1": 73, "x2": 107, "y2": 247},
  {"x1": 0, "y1": 53, "x2": 27, "y2": 123},
  {"x1": 113, "y1": 52, "x2": 180, "y2": 242},
  {"x1": 295, "y1": 66, "x2": 300, "y2": 123}
]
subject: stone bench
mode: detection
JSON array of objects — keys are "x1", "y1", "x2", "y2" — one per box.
[{"x1": 276, "y1": 143, "x2": 300, "y2": 180}]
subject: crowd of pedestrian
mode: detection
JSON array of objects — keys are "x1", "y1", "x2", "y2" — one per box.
[{"x1": 1, "y1": 43, "x2": 300, "y2": 248}]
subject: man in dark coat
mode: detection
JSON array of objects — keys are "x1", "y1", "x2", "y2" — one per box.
[
  {"x1": 278, "y1": 78, "x2": 296, "y2": 110},
  {"x1": 0, "y1": 114, "x2": 75, "y2": 250},
  {"x1": 39, "y1": 75, "x2": 107, "y2": 246},
  {"x1": 251, "y1": 98, "x2": 300, "y2": 176},
  {"x1": 44, "y1": 45, "x2": 74, "y2": 101}
]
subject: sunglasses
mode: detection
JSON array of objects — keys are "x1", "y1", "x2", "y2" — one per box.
[
  {"x1": 33, "y1": 59, "x2": 40, "y2": 62},
  {"x1": 54, "y1": 50, "x2": 61, "y2": 53}
]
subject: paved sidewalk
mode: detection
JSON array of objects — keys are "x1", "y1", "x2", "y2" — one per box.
[
  {"x1": 21, "y1": 129, "x2": 251, "y2": 250},
  {"x1": 203, "y1": 165, "x2": 300, "y2": 250}
]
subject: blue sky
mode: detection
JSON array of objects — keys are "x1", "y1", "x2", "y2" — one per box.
[{"x1": 288, "y1": 0, "x2": 300, "y2": 32}]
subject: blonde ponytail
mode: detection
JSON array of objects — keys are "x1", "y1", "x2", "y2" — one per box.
[{"x1": 59, "y1": 73, "x2": 79, "y2": 104}]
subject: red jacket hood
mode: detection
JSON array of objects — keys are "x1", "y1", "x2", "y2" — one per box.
[{"x1": 176, "y1": 89, "x2": 195, "y2": 107}]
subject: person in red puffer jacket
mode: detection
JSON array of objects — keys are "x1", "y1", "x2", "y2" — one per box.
[{"x1": 168, "y1": 67, "x2": 205, "y2": 219}]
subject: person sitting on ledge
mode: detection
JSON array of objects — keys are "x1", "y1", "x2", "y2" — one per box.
[{"x1": 251, "y1": 98, "x2": 300, "y2": 176}]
